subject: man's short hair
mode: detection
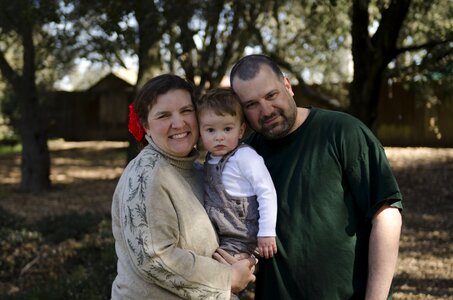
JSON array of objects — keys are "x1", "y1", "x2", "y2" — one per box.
[{"x1": 230, "y1": 54, "x2": 284, "y2": 89}]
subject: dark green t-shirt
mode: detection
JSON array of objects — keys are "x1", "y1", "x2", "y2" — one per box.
[{"x1": 246, "y1": 108, "x2": 402, "y2": 300}]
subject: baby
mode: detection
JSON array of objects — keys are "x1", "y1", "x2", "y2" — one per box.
[{"x1": 196, "y1": 87, "x2": 277, "y2": 259}]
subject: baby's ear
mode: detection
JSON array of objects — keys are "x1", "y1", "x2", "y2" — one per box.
[{"x1": 239, "y1": 122, "x2": 247, "y2": 139}]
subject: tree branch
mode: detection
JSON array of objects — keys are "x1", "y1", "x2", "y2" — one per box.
[
  {"x1": 395, "y1": 38, "x2": 453, "y2": 56},
  {"x1": 371, "y1": 0, "x2": 411, "y2": 61}
]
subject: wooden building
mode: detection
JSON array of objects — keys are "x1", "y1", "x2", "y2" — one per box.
[{"x1": 46, "y1": 73, "x2": 135, "y2": 141}]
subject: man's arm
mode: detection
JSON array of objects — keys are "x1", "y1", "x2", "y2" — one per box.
[{"x1": 366, "y1": 204, "x2": 402, "y2": 300}]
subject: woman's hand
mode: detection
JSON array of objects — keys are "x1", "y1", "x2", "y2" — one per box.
[{"x1": 213, "y1": 248, "x2": 256, "y2": 293}]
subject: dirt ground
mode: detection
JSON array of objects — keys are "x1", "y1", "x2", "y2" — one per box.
[{"x1": 0, "y1": 140, "x2": 452, "y2": 299}]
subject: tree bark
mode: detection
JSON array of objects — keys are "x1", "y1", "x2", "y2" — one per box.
[
  {"x1": 135, "y1": 0, "x2": 164, "y2": 88},
  {"x1": 19, "y1": 99, "x2": 51, "y2": 192},
  {"x1": 349, "y1": 0, "x2": 411, "y2": 128},
  {"x1": 18, "y1": 24, "x2": 51, "y2": 192}
]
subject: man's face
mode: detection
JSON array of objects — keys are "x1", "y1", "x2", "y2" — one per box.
[{"x1": 232, "y1": 65, "x2": 297, "y2": 139}]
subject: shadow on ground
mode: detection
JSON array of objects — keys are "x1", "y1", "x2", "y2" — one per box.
[{"x1": 0, "y1": 143, "x2": 452, "y2": 299}]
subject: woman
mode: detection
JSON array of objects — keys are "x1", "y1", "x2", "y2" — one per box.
[{"x1": 111, "y1": 74, "x2": 255, "y2": 299}]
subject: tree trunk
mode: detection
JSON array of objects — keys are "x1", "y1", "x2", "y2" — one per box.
[
  {"x1": 349, "y1": 0, "x2": 411, "y2": 128},
  {"x1": 18, "y1": 23, "x2": 51, "y2": 192},
  {"x1": 19, "y1": 96, "x2": 51, "y2": 192},
  {"x1": 349, "y1": 63, "x2": 385, "y2": 128},
  {"x1": 126, "y1": 0, "x2": 165, "y2": 162},
  {"x1": 135, "y1": 0, "x2": 166, "y2": 88}
]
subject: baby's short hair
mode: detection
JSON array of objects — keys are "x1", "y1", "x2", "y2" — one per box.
[{"x1": 196, "y1": 87, "x2": 244, "y2": 123}]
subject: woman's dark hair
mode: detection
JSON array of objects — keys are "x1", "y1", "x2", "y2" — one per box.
[
  {"x1": 133, "y1": 74, "x2": 195, "y2": 147},
  {"x1": 229, "y1": 54, "x2": 284, "y2": 89}
]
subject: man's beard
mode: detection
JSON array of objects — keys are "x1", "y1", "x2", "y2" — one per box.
[{"x1": 260, "y1": 108, "x2": 296, "y2": 140}]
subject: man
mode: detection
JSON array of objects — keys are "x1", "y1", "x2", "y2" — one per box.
[{"x1": 229, "y1": 54, "x2": 403, "y2": 299}]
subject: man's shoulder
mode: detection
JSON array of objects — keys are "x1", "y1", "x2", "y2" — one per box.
[
  {"x1": 314, "y1": 107, "x2": 358, "y2": 122},
  {"x1": 312, "y1": 108, "x2": 366, "y2": 132}
]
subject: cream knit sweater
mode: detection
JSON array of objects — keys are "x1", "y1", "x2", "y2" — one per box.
[{"x1": 111, "y1": 137, "x2": 231, "y2": 299}]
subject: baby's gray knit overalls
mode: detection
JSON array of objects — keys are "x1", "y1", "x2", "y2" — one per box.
[{"x1": 203, "y1": 144, "x2": 259, "y2": 255}]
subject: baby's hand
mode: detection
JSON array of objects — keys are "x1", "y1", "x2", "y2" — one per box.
[{"x1": 257, "y1": 236, "x2": 277, "y2": 259}]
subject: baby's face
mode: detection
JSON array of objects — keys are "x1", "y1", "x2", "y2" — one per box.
[{"x1": 198, "y1": 110, "x2": 246, "y2": 157}]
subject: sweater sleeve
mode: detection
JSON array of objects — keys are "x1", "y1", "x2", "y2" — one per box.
[
  {"x1": 121, "y1": 157, "x2": 231, "y2": 299},
  {"x1": 237, "y1": 147, "x2": 278, "y2": 237}
]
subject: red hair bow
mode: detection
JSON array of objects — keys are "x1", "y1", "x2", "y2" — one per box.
[{"x1": 128, "y1": 103, "x2": 145, "y2": 142}]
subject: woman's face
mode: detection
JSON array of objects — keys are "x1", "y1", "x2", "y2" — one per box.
[{"x1": 144, "y1": 89, "x2": 199, "y2": 157}]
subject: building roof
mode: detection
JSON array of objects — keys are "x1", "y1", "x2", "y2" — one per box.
[{"x1": 87, "y1": 73, "x2": 134, "y2": 92}]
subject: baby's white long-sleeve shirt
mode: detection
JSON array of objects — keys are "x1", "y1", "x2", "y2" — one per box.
[{"x1": 207, "y1": 146, "x2": 277, "y2": 237}]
